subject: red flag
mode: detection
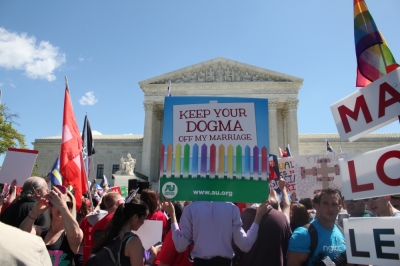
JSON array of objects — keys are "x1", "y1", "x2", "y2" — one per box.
[
  {"x1": 60, "y1": 80, "x2": 87, "y2": 210},
  {"x1": 279, "y1": 147, "x2": 287, "y2": 158}
]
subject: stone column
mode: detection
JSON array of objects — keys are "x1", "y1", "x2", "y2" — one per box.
[
  {"x1": 141, "y1": 102, "x2": 154, "y2": 179},
  {"x1": 268, "y1": 99, "x2": 279, "y2": 155},
  {"x1": 287, "y1": 99, "x2": 299, "y2": 155},
  {"x1": 151, "y1": 108, "x2": 164, "y2": 182},
  {"x1": 282, "y1": 106, "x2": 288, "y2": 149}
]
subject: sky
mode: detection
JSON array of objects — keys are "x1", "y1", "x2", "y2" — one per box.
[{"x1": 0, "y1": 1, "x2": 399, "y2": 157}]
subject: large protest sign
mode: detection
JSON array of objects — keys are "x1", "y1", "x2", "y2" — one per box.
[
  {"x1": 331, "y1": 68, "x2": 400, "y2": 142},
  {"x1": 294, "y1": 153, "x2": 348, "y2": 198},
  {"x1": 159, "y1": 96, "x2": 270, "y2": 202},
  {"x1": 344, "y1": 217, "x2": 400, "y2": 266},
  {"x1": 269, "y1": 157, "x2": 296, "y2": 194},
  {"x1": 0, "y1": 148, "x2": 38, "y2": 185},
  {"x1": 133, "y1": 220, "x2": 163, "y2": 250},
  {"x1": 340, "y1": 144, "x2": 400, "y2": 200}
]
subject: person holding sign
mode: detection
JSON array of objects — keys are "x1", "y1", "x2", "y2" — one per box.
[
  {"x1": 390, "y1": 194, "x2": 400, "y2": 209},
  {"x1": 364, "y1": 196, "x2": 400, "y2": 217},
  {"x1": 287, "y1": 188, "x2": 347, "y2": 266},
  {"x1": 141, "y1": 189, "x2": 168, "y2": 241},
  {"x1": 161, "y1": 200, "x2": 271, "y2": 266},
  {"x1": 233, "y1": 199, "x2": 291, "y2": 266},
  {"x1": 0, "y1": 179, "x2": 17, "y2": 214},
  {"x1": 91, "y1": 199, "x2": 160, "y2": 266},
  {"x1": 344, "y1": 198, "x2": 371, "y2": 218}
]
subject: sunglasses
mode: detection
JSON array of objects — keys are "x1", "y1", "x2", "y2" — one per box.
[
  {"x1": 66, "y1": 201, "x2": 73, "y2": 209},
  {"x1": 362, "y1": 197, "x2": 380, "y2": 203},
  {"x1": 345, "y1": 199, "x2": 361, "y2": 203}
]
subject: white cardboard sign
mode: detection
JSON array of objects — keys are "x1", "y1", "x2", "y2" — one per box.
[
  {"x1": 330, "y1": 68, "x2": 400, "y2": 142},
  {"x1": 340, "y1": 144, "x2": 400, "y2": 200},
  {"x1": 294, "y1": 153, "x2": 348, "y2": 198},
  {"x1": 132, "y1": 220, "x2": 162, "y2": 250},
  {"x1": 344, "y1": 217, "x2": 400, "y2": 266},
  {"x1": 0, "y1": 148, "x2": 38, "y2": 185}
]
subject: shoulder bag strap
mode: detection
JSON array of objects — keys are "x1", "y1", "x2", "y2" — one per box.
[
  {"x1": 302, "y1": 223, "x2": 318, "y2": 266},
  {"x1": 117, "y1": 233, "x2": 137, "y2": 266}
]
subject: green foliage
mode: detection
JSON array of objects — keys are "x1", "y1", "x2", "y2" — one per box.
[
  {"x1": 31, "y1": 163, "x2": 40, "y2": 177},
  {"x1": 0, "y1": 104, "x2": 26, "y2": 155}
]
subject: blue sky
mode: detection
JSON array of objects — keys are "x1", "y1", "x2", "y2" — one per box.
[{"x1": 0, "y1": 1, "x2": 399, "y2": 157}]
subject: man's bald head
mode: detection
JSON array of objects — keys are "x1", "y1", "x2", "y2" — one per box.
[{"x1": 104, "y1": 192, "x2": 124, "y2": 213}]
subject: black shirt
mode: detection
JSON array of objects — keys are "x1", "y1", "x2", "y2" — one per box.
[
  {"x1": 0, "y1": 198, "x2": 45, "y2": 228},
  {"x1": 41, "y1": 230, "x2": 75, "y2": 265}
]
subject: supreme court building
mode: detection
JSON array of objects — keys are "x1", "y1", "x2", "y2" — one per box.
[{"x1": 32, "y1": 58, "x2": 400, "y2": 187}]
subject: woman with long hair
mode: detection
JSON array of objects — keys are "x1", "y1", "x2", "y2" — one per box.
[
  {"x1": 92, "y1": 199, "x2": 157, "y2": 266},
  {"x1": 140, "y1": 189, "x2": 168, "y2": 240},
  {"x1": 20, "y1": 186, "x2": 83, "y2": 265},
  {"x1": 290, "y1": 203, "x2": 310, "y2": 232}
]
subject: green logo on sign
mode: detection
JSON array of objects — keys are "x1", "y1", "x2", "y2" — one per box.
[
  {"x1": 162, "y1": 182, "x2": 178, "y2": 199},
  {"x1": 165, "y1": 184, "x2": 176, "y2": 191}
]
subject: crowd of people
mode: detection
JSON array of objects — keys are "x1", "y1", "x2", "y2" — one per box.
[{"x1": 0, "y1": 175, "x2": 399, "y2": 266}]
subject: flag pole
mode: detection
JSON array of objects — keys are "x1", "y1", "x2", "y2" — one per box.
[
  {"x1": 325, "y1": 139, "x2": 327, "y2": 155},
  {"x1": 83, "y1": 113, "x2": 94, "y2": 211},
  {"x1": 65, "y1": 76, "x2": 69, "y2": 89}
]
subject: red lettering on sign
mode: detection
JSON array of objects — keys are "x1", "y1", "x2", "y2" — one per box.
[
  {"x1": 376, "y1": 150, "x2": 400, "y2": 187},
  {"x1": 186, "y1": 120, "x2": 243, "y2": 132},
  {"x1": 338, "y1": 95, "x2": 373, "y2": 133},
  {"x1": 348, "y1": 160, "x2": 374, "y2": 192},
  {"x1": 378, "y1": 82, "x2": 400, "y2": 118}
]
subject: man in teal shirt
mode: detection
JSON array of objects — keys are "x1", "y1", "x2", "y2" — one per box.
[{"x1": 287, "y1": 188, "x2": 347, "y2": 266}]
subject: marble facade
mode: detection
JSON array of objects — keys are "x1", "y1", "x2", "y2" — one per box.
[
  {"x1": 139, "y1": 57, "x2": 303, "y2": 182},
  {"x1": 32, "y1": 133, "x2": 400, "y2": 186},
  {"x1": 32, "y1": 135, "x2": 143, "y2": 187},
  {"x1": 31, "y1": 58, "x2": 400, "y2": 188}
]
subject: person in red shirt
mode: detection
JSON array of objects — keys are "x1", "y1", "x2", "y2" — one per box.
[
  {"x1": 140, "y1": 189, "x2": 168, "y2": 241},
  {"x1": 235, "y1": 203, "x2": 247, "y2": 213},
  {"x1": 0, "y1": 180, "x2": 18, "y2": 215},
  {"x1": 79, "y1": 202, "x2": 108, "y2": 266},
  {"x1": 157, "y1": 202, "x2": 193, "y2": 266},
  {"x1": 80, "y1": 192, "x2": 124, "y2": 265},
  {"x1": 91, "y1": 192, "x2": 125, "y2": 244}
]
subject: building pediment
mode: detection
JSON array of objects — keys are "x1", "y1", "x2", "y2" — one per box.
[{"x1": 139, "y1": 57, "x2": 303, "y2": 86}]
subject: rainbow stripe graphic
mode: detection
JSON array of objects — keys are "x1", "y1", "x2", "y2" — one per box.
[{"x1": 160, "y1": 143, "x2": 269, "y2": 181}]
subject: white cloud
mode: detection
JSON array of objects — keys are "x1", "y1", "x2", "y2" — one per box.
[
  {"x1": 9, "y1": 83, "x2": 16, "y2": 88},
  {"x1": 0, "y1": 27, "x2": 66, "y2": 82},
  {"x1": 79, "y1": 91, "x2": 98, "y2": 106},
  {"x1": 0, "y1": 83, "x2": 3, "y2": 87},
  {"x1": 79, "y1": 56, "x2": 84, "y2": 62},
  {"x1": 92, "y1": 130, "x2": 102, "y2": 135}
]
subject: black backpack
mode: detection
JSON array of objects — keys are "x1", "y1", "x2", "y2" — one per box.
[
  {"x1": 86, "y1": 232, "x2": 136, "y2": 266},
  {"x1": 302, "y1": 223, "x2": 344, "y2": 266}
]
